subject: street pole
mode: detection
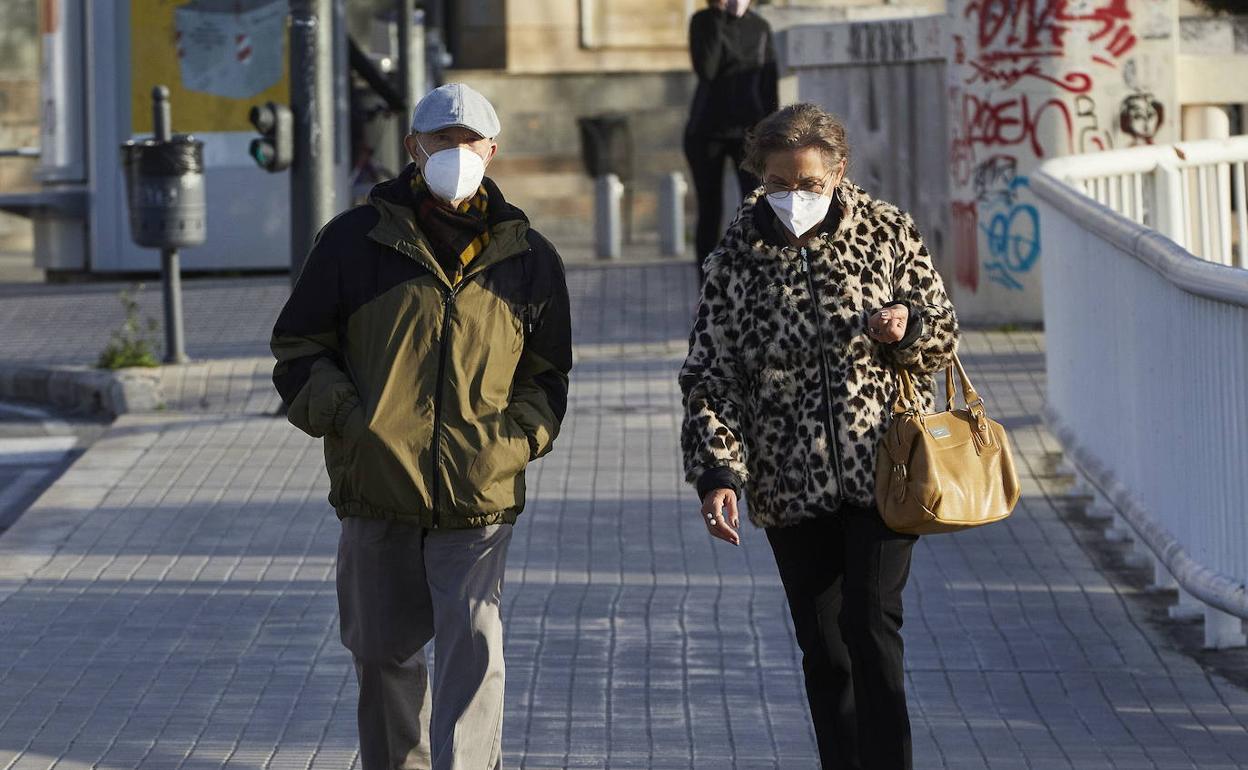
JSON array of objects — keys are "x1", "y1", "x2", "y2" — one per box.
[
  {"x1": 396, "y1": 0, "x2": 417, "y2": 160},
  {"x1": 289, "y1": 0, "x2": 337, "y2": 284},
  {"x1": 151, "y1": 86, "x2": 188, "y2": 364},
  {"x1": 425, "y1": 0, "x2": 447, "y2": 86}
]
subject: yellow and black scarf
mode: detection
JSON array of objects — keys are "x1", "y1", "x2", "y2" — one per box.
[{"x1": 411, "y1": 173, "x2": 491, "y2": 284}]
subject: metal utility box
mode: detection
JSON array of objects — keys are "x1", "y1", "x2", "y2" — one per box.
[{"x1": 5, "y1": 1, "x2": 351, "y2": 275}]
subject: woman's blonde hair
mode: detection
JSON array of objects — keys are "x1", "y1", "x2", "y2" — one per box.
[{"x1": 742, "y1": 103, "x2": 850, "y2": 176}]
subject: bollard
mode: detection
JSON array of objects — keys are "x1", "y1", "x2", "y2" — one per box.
[
  {"x1": 594, "y1": 173, "x2": 623, "y2": 260},
  {"x1": 659, "y1": 171, "x2": 688, "y2": 258}
]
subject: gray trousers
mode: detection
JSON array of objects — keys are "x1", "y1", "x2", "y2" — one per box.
[{"x1": 337, "y1": 518, "x2": 513, "y2": 770}]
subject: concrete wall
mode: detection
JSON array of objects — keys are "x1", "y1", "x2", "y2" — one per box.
[
  {"x1": 502, "y1": 0, "x2": 691, "y2": 74},
  {"x1": 786, "y1": 1, "x2": 1185, "y2": 324},
  {"x1": 1178, "y1": 16, "x2": 1248, "y2": 106},
  {"x1": 454, "y1": 68, "x2": 696, "y2": 243},
  {"x1": 946, "y1": 0, "x2": 1180, "y2": 323},
  {"x1": 782, "y1": 17, "x2": 955, "y2": 284}
]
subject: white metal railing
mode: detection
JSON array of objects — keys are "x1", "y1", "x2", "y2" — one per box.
[
  {"x1": 1046, "y1": 136, "x2": 1248, "y2": 269},
  {"x1": 1033, "y1": 137, "x2": 1248, "y2": 649}
]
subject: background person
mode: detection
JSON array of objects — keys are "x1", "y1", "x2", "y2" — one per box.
[
  {"x1": 679, "y1": 103, "x2": 959, "y2": 770},
  {"x1": 685, "y1": 0, "x2": 778, "y2": 278}
]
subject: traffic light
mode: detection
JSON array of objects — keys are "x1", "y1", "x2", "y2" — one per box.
[{"x1": 248, "y1": 102, "x2": 292, "y2": 172}]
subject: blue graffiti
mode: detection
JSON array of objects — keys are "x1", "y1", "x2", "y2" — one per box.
[{"x1": 980, "y1": 175, "x2": 1040, "y2": 291}]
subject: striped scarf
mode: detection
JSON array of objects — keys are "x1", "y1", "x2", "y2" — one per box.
[{"x1": 411, "y1": 173, "x2": 491, "y2": 284}]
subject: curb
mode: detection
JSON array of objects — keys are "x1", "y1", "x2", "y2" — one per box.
[{"x1": 0, "y1": 363, "x2": 164, "y2": 417}]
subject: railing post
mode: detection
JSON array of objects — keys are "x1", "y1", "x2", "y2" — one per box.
[
  {"x1": 1152, "y1": 159, "x2": 1186, "y2": 250},
  {"x1": 1205, "y1": 607, "x2": 1247, "y2": 650}
]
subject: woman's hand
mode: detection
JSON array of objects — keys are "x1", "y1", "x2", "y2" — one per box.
[
  {"x1": 867, "y1": 304, "x2": 909, "y2": 344},
  {"x1": 700, "y1": 488, "x2": 741, "y2": 546}
]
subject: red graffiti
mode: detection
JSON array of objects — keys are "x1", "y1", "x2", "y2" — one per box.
[
  {"x1": 966, "y1": 0, "x2": 1067, "y2": 53},
  {"x1": 1064, "y1": 0, "x2": 1136, "y2": 56},
  {"x1": 961, "y1": 92, "x2": 1073, "y2": 158},
  {"x1": 966, "y1": 58, "x2": 1093, "y2": 93},
  {"x1": 952, "y1": 201, "x2": 980, "y2": 293},
  {"x1": 965, "y1": 0, "x2": 1135, "y2": 59}
]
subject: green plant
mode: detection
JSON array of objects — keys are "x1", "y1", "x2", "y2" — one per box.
[{"x1": 97, "y1": 285, "x2": 160, "y2": 369}]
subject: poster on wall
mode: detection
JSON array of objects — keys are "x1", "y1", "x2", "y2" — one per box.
[{"x1": 130, "y1": 0, "x2": 289, "y2": 134}]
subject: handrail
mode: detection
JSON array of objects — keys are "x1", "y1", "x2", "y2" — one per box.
[
  {"x1": 1030, "y1": 171, "x2": 1248, "y2": 306},
  {"x1": 1034, "y1": 136, "x2": 1248, "y2": 647},
  {"x1": 1041, "y1": 136, "x2": 1248, "y2": 179}
]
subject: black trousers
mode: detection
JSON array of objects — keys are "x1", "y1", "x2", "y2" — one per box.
[
  {"x1": 683, "y1": 133, "x2": 760, "y2": 275},
  {"x1": 766, "y1": 506, "x2": 918, "y2": 770}
]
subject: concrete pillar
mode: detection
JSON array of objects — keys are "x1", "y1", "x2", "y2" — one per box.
[
  {"x1": 945, "y1": 0, "x2": 1180, "y2": 324},
  {"x1": 1169, "y1": 587, "x2": 1204, "y2": 620},
  {"x1": 1204, "y1": 607, "x2": 1247, "y2": 650}
]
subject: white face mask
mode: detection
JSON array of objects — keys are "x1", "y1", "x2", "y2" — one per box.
[
  {"x1": 767, "y1": 189, "x2": 833, "y2": 238},
  {"x1": 725, "y1": 0, "x2": 751, "y2": 16},
  {"x1": 418, "y1": 139, "x2": 486, "y2": 203}
]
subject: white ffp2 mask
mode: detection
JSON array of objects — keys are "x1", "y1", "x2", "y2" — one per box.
[
  {"x1": 767, "y1": 189, "x2": 832, "y2": 238},
  {"x1": 418, "y1": 140, "x2": 486, "y2": 203}
]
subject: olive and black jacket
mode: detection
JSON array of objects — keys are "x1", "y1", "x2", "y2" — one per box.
[{"x1": 271, "y1": 165, "x2": 572, "y2": 529}]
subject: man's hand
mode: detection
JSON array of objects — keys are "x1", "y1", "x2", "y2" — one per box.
[
  {"x1": 700, "y1": 488, "x2": 740, "y2": 546},
  {"x1": 867, "y1": 304, "x2": 909, "y2": 344}
]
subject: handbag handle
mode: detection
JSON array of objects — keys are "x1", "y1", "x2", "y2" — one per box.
[{"x1": 892, "y1": 353, "x2": 984, "y2": 416}]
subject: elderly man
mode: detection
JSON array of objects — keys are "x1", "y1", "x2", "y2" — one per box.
[{"x1": 271, "y1": 83, "x2": 572, "y2": 770}]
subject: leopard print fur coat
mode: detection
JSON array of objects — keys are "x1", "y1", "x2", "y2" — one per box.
[{"x1": 679, "y1": 180, "x2": 959, "y2": 528}]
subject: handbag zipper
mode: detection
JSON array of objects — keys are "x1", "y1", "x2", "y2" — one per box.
[{"x1": 798, "y1": 247, "x2": 846, "y2": 497}]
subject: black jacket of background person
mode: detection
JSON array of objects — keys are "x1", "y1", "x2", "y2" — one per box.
[{"x1": 686, "y1": 8, "x2": 779, "y2": 140}]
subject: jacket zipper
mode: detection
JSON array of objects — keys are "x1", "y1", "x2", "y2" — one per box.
[
  {"x1": 429, "y1": 286, "x2": 458, "y2": 528},
  {"x1": 799, "y1": 247, "x2": 846, "y2": 498}
]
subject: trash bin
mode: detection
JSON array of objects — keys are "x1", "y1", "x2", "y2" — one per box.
[
  {"x1": 577, "y1": 113, "x2": 633, "y2": 183},
  {"x1": 120, "y1": 135, "x2": 207, "y2": 249}
]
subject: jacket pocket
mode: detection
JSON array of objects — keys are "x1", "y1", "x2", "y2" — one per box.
[
  {"x1": 466, "y1": 412, "x2": 530, "y2": 494},
  {"x1": 323, "y1": 400, "x2": 368, "y2": 506}
]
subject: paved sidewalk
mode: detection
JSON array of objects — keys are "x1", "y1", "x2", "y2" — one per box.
[{"x1": 0, "y1": 263, "x2": 1246, "y2": 768}]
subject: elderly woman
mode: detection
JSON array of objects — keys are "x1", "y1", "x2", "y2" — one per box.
[{"x1": 679, "y1": 103, "x2": 958, "y2": 770}]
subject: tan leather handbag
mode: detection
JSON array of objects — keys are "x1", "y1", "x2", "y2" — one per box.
[{"x1": 875, "y1": 354, "x2": 1019, "y2": 535}]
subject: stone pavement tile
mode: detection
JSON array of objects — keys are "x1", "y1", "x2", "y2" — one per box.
[{"x1": 0, "y1": 263, "x2": 1247, "y2": 767}]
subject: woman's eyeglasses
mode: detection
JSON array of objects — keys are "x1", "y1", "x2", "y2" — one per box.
[{"x1": 763, "y1": 171, "x2": 835, "y2": 199}]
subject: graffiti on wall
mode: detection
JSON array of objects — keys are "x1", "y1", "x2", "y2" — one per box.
[{"x1": 949, "y1": 0, "x2": 1170, "y2": 294}]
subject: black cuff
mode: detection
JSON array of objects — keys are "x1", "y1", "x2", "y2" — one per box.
[
  {"x1": 883, "y1": 300, "x2": 924, "y2": 350},
  {"x1": 696, "y1": 466, "x2": 743, "y2": 501}
]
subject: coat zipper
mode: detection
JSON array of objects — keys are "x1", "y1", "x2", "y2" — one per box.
[
  {"x1": 429, "y1": 286, "x2": 458, "y2": 528},
  {"x1": 799, "y1": 247, "x2": 846, "y2": 497},
  {"x1": 426, "y1": 247, "x2": 534, "y2": 527}
]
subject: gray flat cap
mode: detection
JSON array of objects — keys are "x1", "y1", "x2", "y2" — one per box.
[{"x1": 410, "y1": 83, "x2": 501, "y2": 138}]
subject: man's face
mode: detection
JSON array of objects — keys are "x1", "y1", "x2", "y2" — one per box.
[{"x1": 405, "y1": 126, "x2": 497, "y2": 173}]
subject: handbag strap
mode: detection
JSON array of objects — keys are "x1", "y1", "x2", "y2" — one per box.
[{"x1": 892, "y1": 353, "x2": 986, "y2": 419}]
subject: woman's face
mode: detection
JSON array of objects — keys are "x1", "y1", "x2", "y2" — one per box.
[{"x1": 762, "y1": 146, "x2": 845, "y2": 198}]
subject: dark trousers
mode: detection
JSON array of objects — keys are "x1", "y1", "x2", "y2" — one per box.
[
  {"x1": 766, "y1": 506, "x2": 918, "y2": 770},
  {"x1": 683, "y1": 133, "x2": 760, "y2": 275}
]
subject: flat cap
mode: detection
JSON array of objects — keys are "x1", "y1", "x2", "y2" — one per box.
[{"x1": 410, "y1": 83, "x2": 501, "y2": 138}]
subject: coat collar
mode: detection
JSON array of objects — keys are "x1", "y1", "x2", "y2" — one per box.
[
  {"x1": 732, "y1": 178, "x2": 874, "y2": 262},
  {"x1": 365, "y1": 163, "x2": 531, "y2": 288}
]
